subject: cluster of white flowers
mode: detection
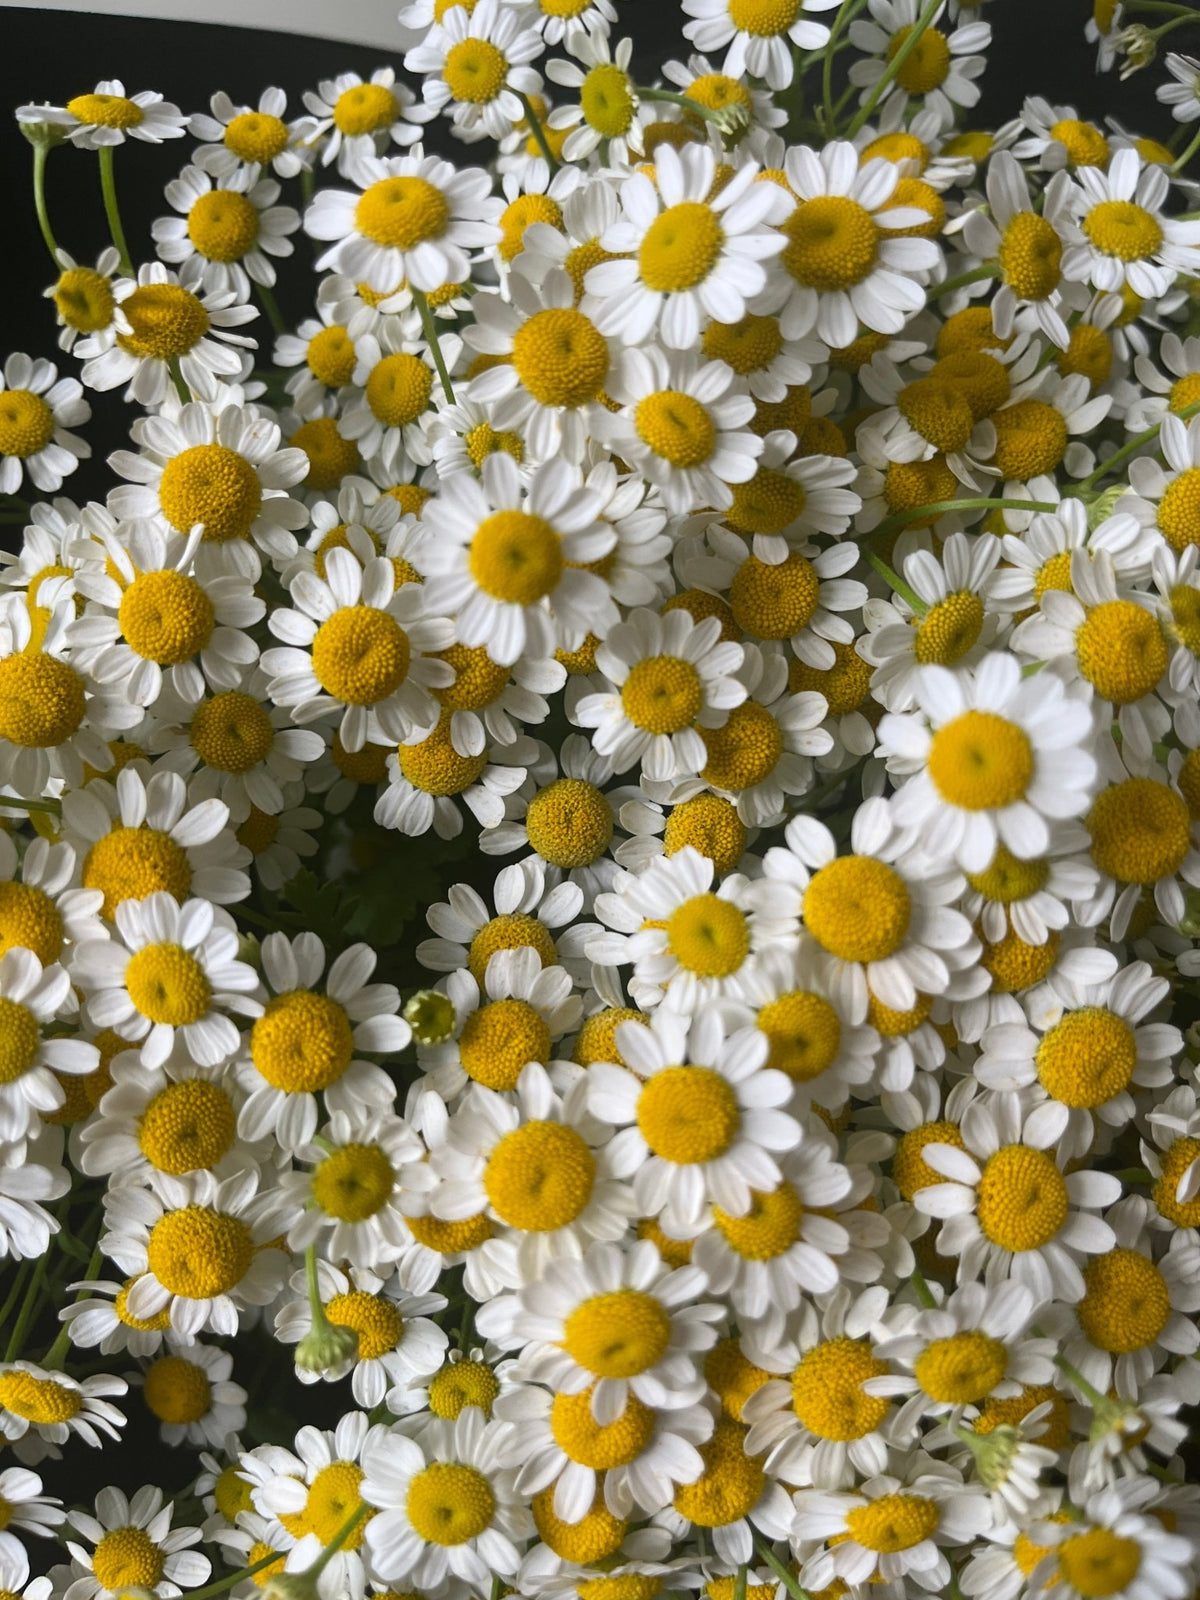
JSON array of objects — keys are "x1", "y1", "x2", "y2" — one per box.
[{"x1": 4, "y1": 5, "x2": 1200, "y2": 1600}]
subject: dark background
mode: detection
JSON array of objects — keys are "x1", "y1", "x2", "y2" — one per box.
[{"x1": 0, "y1": 0, "x2": 1195, "y2": 1534}]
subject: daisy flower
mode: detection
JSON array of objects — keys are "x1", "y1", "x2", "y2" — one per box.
[
  {"x1": 152, "y1": 164, "x2": 300, "y2": 301},
  {"x1": 959, "y1": 822, "x2": 1100, "y2": 947},
  {"x1": 585, "y1": 1004, "x2": 799, "y2": 1235},
  {"x1": 107, "y1": 400, "x2": 309, "y2": 568},
  {"x1": 65, "y1": 1486, "x2": 207, "y2": 1600},
  {"x1": 914, "y1": 1092, "x2": 1120, "y2": 1300},
  {"x1": 80, "y1": 263, "x2": 258, "y2": 408},
  {"x1": 56, "y1": 1274, "x2": 173, "y2": 1359},
  {"x1": 583, "y1": 142, "x2": 787, "y2": 351},
  {"x1": 763, "y1": 797, "x2": 979, "y2": 1023},
  {"x1": 299, "y1": 69, "x2": 423, "y2": 174},
  {"x1": 17, "y1": 81, "x2": 186, "y2": 147},
  {"x1": 362, "y1": 1406, "x2": 531, "y2": 1587},
  {"x1": 544, "y1": 31, "x2": 645, "y2": 167},
  {"x1": 1012, "y1": 97, "x2": 1113, "y2": 173},
  {"x1": 1064, "y1": 148, "x2": 1200, "y2": 301},
  {"x1": 652, "y1": 1413, "x2": 796, "y2": 1563},
  {"x1": 681, "y1": 0, "x2": 844, "y2": 89},
  {"x1": 476, "y1": 1237, "x2": 720, "y2": 1419},
  {"x1": 74, "y1": 893, "x2": 259, "y2": 1070},
  {"x1": 275, "y1": 1260, "x2": 447, "y2": 1406},
  {"x1": 1157, "y1": 52, "x2": 1200, "y2": 124},
  {"x1": 879, "y1": 652, "x2": 1097, "y2": 873},
  {"x1": 44, "y1": 247, "x2": 127, "y2": 355},
  {"x1": 1036, "y1": 1478, "x2": 1195, "y2": 1600},
  {"x1": 306, "y1": 150, "x2": 503, "y2": 297},
  {"x1": 102, "y1": 1165, "x2": 288, "y2": 1341},
  {"x1": 987, "y1": 498, "x2": 1156, "y2": 615},
  {"x1": 0, "y1": 352, "x2": 90, "y2": 496},
  {"x1": 590, "y1": 347, "x2": 761, "y2": 515},
  {"x1": 414, "y1": 452, "x2": 615, "y2": 668},
  {"x1": 959, "y1": 157, "x2": 1079, "y2": 348},
  {"x1": 376, "y1": 716, "x2": 537, "y2": 838},
  {"x1": 237, "y1": 932, "x2": 410, "y2": 1152},
  {"x1": 0, "y1": 948, "x2": 97, "y2": 1141},
  {"x1": 138, "y1": 1341, "x2": 247, "y2": 1449},
  {"x1": 849, "y1": 0, "x2": 991, "y2": 124},
  {"x1": 405, "y1": 0, "x2": 545, "y2": 142},
  {"x1": 0, "y1": 1361, "x2": 126, "y2": 1450},
  {"x1": 416, "y1": 857, "x2": 589, "y2": 981},
  {"x1": 765, "y1": 141, "x2": 940, "y2": 346},
  {"x1": 0, "y1": 1135, "x2": 68, "y2": 1265},
  {"x1": 0, "y1": 822, "x2": 105, "y2": 980},
  {"x1": 190, "y1": 87, "x2": 311, "y2": 179}
]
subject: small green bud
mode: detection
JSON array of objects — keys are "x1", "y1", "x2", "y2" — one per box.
[
  {"x1": 1085, "y1": 483, "x2": 1128, "y2": 530},
  {"x1": 404, "y1": 988, "x2": 456, "y2": 1044},
  {"x1": 18, "y1": 115, "x2": 68, "y2": 149},
  {"x1": 295, "y1": 1319, "x2": 359, "y2": 1376}
]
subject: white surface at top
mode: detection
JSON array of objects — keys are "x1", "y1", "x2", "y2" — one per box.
[{"x1": 0, "y1": 0, "x2": 409, "y2": 51}]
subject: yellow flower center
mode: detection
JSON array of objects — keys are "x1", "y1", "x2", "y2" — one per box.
[
  {"x1": 700, "y1": 701, "x2": 783, "y2": 791},
  {"x1": 620, "y1": 654, "x2": 703, "y2": 734},
  {"x1": 563, "y1": 1287, "x2": 672, "y2": 1377},
  {"x1": 405, "y1": 1210, "x2": 495, "y2": 1252},
  {"x1": 187, "y1": 189, "x2": 259, "y2": 263},
  {"x1": 54, "y1": 266, "x2": 115, "y2": 333},
  {"x1": 292, "y1": 417, "x2": 361, "y2": 491},
  {"x1": 1153, "y1": 1137, "x2": 1200, "y2": 1229},
  {"x1": 803, "y1": 855, "x2": 912, "y2": 963},
  {"x1": 511, "y1": 307, "x2": 609, "y2": 408},
  {"x1": 367, "y1": 352, "x2": 433, "y2": 429},
  {"x1": 713, "y1": 1180, "x2": 803, "y2": 1259},
  {"x1": 705, "y1": 1335, "x2": 768, "y2": 1419},
  {"x1": 869, "y1": 984, "x2": 934, "y2": 1036},
  {"x1": 92, "y1": 1527, "x2": 166, "y2": 1592},
  {"x1": 846, "y1": 1495, "x2": 939, "y2": 1554},
  {"x1": 283, "y1": 1461, "x2": 372, "y2": 1548},
  {"x1": 118, "y1": 568, "x2": 216, "y2": 665},
  {"x1": 884, "y1": 455, "x2": 958, "y2": 524},
  {"x1": 1169, "y1": 582, "x2": 1200, "y2": 662},
  {"x1": 146, "y1": 1204, "x2": 254, "y2": 1298},
  {"x1": 552, "y1": 1385, "x2": 656, "y2": 1467},
  {"x1": 975, "y1": 1144, "x2": 1068, "y2": 1252},
  {"x1": 483, "y1": 1120, "x2": 596, "y2": 1231},
  {"x1": 702, "y1": 312, "x2": 783, "y2": 376},
  {"x1": 1050, "y1": 119, "x2": 1110, "y2": 168},
  {"x1": 892, "y1": 1121, "x2": 965, "y2": 1201},
  {"x1": 125, "y1": 942, "x2": 212, "y2": 1027},
  {"x1": 312, "y1": 1142, "x2": 395, "y2": 1222},
  {"x1": 915, "y1": 1330, "x2": 1007, "y2": 1404},
  {"x1": 407, "y1": 1462, "x2": 496, "y2": 1545},
  {"x1": 725, "y1": 466, "x2": 808, "y2": 537},
  {"x1": 1157, "y1": 466, "x2": 1200, "y2": 552},
  {"x1": 757, "y1": 990, "x2": 841, "y2": 1082},
  {"x1": 0, "y1": 1370, "x2": 82, "y2": 1423},
  {"x1": 791, "y1": 1337, "x2": 889, "y2": 1440},
  {"x1": 932, "y1": 351, "x2": 1011, "y2": 420},
  {"x1": 886, "y1": 23, "x2": 951, "y2": 92},
  {"x1": 118, "y1": 283, "x2": 210, "y2": 361},
  {"x1": 427, "y1": 1358, "x2": 500, "y2": 1418},
  {"x1": 637, "y1": 1064, "x2": 740, "y2": 1163},
  {"x1": 356, "y1": 179, "x2": 450, "y2": 259},
  {"x1": 311, "y1": 605, "x2": 411, "y2": 705},
  {"x1": 1168, "y1": 373, "x2": 1200, "y2": 415},
  {"x1": 966, "y1": 846, "x2": 1049, "y2": 903},
  {"x1": 1060, "y1": 324, "x2": 1113, "y2": 389},
  {"x1": 0, "y1": 881, "x2": 63, "y2": 966},
  {"x1": 190, "y1": 691, "x2": 274, "y2": 772},
  {"x1": 463, "y1": 421, "x2": 525, "y2": 468},
  {"x1": 926, "y1": 710, "x2": 1034, "y2": 810},
  {"x1": 525, "y1": 778, "x2": 614, "y2": 867},
  {"x1": 143, "y1": 1352, "x2": 212, "y2": 1424},
  {"x1": 782, "y1": 197, "x2": 879, "y2": 292},
  {"x1": 1075, "y1": 600, "x2": 1166, "y2": 703},
  {"x1": 400, "y1": 714, "x2": 491, "y2": 796},
  {"x1": 158, "y1": 443, "x2": 262, "y2": 543},
  {"x1": 458, "y1": 996, "x2": 551, "y2": 1090},
  {"x1": 306, "y1": 325, "x2": 356, "y2": 387},
  {"x1": 992, "y1": 399, "x2": 1068, "y2": 479},
  {"x1": 433, "y1": 642, "x2": 510, "y2": 711},
  {"x1": 635, "y1": 390, "x2": 717, "y2": 467},
  {"x1": 250, "y1": 990, "x2": 353, "y2": 1093},
  {"x1": 914, "y1": 591, "x2": 985, "y2": 665},
  {"x1": 898, "y1": 378, "x2": 975, "y2": 454},
  {"x1": 581, "y1": 63, "x2": 636, "y2": 137},
  {"x1": 726, "y1": 0, "x2": 799, "y2": 35},
  {"x1": 468, "y1": 510, "x2": 563, "y2": 606},
  {"x1": 665, "y1": 892, "x2": 750, "y2": 977},
  {"x1": 639, "y1": 202, "x2": 724, "y2": 293},
  {"x1": 533, "y1": 1489, "x2": 628, "y2": 1563},
  {"x1": 334, "y1": 81, "x2": 399, "y2": 136},
  {"x1": 67, "y1": 91, "x2": 144, "y2": 127},
  {"x1": 573, "y1": 1006, "x2": 646, "y2": 1068},
  {"x1": 663, "y1": 793, "x2": 748, "y2": 876},
  {"x1": 139, "y1": 1078, "x2": 236, "y2": 1173},
  {"x1": 0, "y1": 998, "x2": 39, "y2": 1086},
  {"x1": 0, "y1": 651, "x2": 86, "y2": 749},
  {"x1": 83, "y1": 826, "x2": 192, "y2": 920},
  {"x1": 443, "y1": 38, "x2": 510, "y2": 104},
  {"x1": 672, "y1": 1417, "x2": 765, "y2": 1528},
  {"x1": 498, "y1": 192, "x2": 563, "y2": 262},
  {"x1": 467, "y1": 911, "x2": 558, "y2": 985},
  {"x1": 213, "y1": 1465, "x2": 255, "y2": 1522},
  {"x1": 980, "y1": 923, "x2": 1060, "y2": 993},
  {"x1": 1036, "y1": 1007, "x2": 1137, "y2": 1108},
  {"x1": 1076, "y1": 1247, "x2": 1170, "y2": 1354},
  {"x1": 223, "y1": 110, "x2": 290, "y2": 162},
  {"x1": 790, "y1": 642, "x2": 872, "y2": 715},
  {"x1": 326, "y1": 1289, "x2": 404, "y2": 1360},
  {"x1": 1083, "y1": 201, "x2": 1163, "y2": 263},
  {"x1": 1058, "y1": 1529, "x2": 1142, "y2": 1598}
]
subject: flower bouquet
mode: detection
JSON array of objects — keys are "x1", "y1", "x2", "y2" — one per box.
[{"x1": 2, "y1": 2, "x2": 1200, "y2": 1600}]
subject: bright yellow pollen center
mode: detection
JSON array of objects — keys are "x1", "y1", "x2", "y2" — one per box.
[
  {"x1": 1076, "y1": 1247, "x2": 1170, "y2": 1354},
  {"x1": 563, "y1": 1287, "x2": 672, "y2": 1377},
  {"x1": 405, "y1": 1210, "x2": 495, "y2": 1252},
  {"x1": 467, "y1": 911, "x2": 558, "y2": 985},
  {"x1": 551, "y1": 1385, "x2": 656, "y2": 1467},
  {"x1": 803, "y1": 855, "x2": 912, "y2": 963},
  {"x1": 484, "y1": 1120, "x2": 595, "y2": 1231},
  {"x1": 434, "y1": 642, "x2": 510, "y2": 711},
  {"x1": 672, "y1": 1418, "x2": 765, "y2": 1528},
  {"x1": 367, "y1": 352, "x2": 433, "y2": 428},
  {"x1": 992, "y1": 399, "x2": 1068, "y2": 479},
  {"x1": 223, "y1": 110, "x2": 289, "y2": 162},
  {"x1": 967, "y1": 845, "x2": 1049, "y2": 903},
  {"x1": 635, "y1": 390, "x2": 716, "y2": 467},
  {"x1": 55, "y1": 266, "x2": 115, "y2": 332},
  {"x1": 356, "y1": 176, "x2": 450, "y2": 250},
  {"x1": 427, "y1": 1359, "x2": 501, "y2": 1419},
  {"x1": 725, "y1": 467, "x2": 808, "y2": 537},
  {"x1": 214, "y1": 1465, "x2": 255, "y2": 1522},
  {"x1": 892, "y1": 1121, "x2": 965, "y2": 1201},
  {"x1": 0, "y1": 1370, "x2": 82, "y2": 1423},
  {"x1": 0, "y1": 651, "x2": 85, "y2": 748},
  {"x1": 976, "y1": 1145, "x2": 1068, "y2": 1252},
  {"x1": 407, "y1": 1461, "x2": 496, "y2": 1546},
  {"x1": 525, "y1": 778, "x2": 613, "y2": 867},
  {"x1": 999, "y1": 212, "x2": 1063, "y2": 299},
  {"x1": 782, "y1": 197, "x2": 878, "y2": 291},
  {"x1": 639, "y1": 202, "x2": 724, "y2": 293},
  {"x1": 899, "y1": 378, "x2": 975, "y2": 454},
  {"x1": 581, "y1": 63, "x2": 636, "y2": 136},
  {"x1": 703, "y1": 313, "x2": 783, "y2": 375},
  {"x1": 458, "y1": 996, "x2": 551, "y2": 1090},
  {"x1": 326, "y1": 1289, "x2": 404, "y2": 1359},
  {"x1": 1050, "y1": 119, "x2": 1110, "y2": 167},
  {"x1": 1154, "y1": 1137, "x2": 1200, "y2": 1228},
  {"x1": 139, "y1": 1078, "x2": 236, "y2": 1173},
  {"x1": 1036, "y1": 1007, "x2": 1137, "y2": 1108},
  {"x1": 665, "y1": 892, "x2": 750, "y2": 978},
  {"x1": 83, "y1": 826, "x2": 192, "y2": 920},
  {"x1": 637, "y1": 1064, "x2": 740, "y2": 1163},
  {"x1": 914, "y1": 591, "x2": 985, "y2": 665},
  {"x1": 713, "y1": 1180, "x2": 803, "y2": 1259},
  {"x1": 846, "y1": 1495, "x2": 939, "y2": 1554},
  {"x1": 700, "y1": 701, "x2": 783, "y2": 790},
  {"x1": 119, "y1": 569, "x2": 215, "y2": 664},
  {"x1": 620, "y1": 654, "x2": 703, "y2": 733},
  {"x1": 311, "y1": 1142, "x2": 395, "y2": 1222},
  {"x1": 312, "y1": 605, "x2": 411, "y2": 705},
  {"x1": 0, "y1": 998, "x2": 39, "y2": 1086},
  {"x1": 469, "y1": 510, "x2": 563, "y2": 605},
  {"x1": 146, "y1": 1204, "x2": 254, "y2": 1298},
  {"x1": 443, "y1": 38, "x2": 510, "y2": 103},
  {"x1": 757, "y1": 990, "x2": 841, "y2": 1082},
  {"x1": 511, "y1": 307, "x2": 609, "y2": 407},
  {"x1": 1169, "y1": 581, "x2": 1200, "y2": 656},
  {"x1": 726, "y1": 0, "x2": 800, "y2": 35},
  {"x1": 399, "y1": 713, "x2": 489, "y2": 796},
  {"x1": 663, "y1": 793, "x2": 748, "y2": 876},
  {"x1": 293, "y1": 417, "x2": 361, "y2": 490},
  {"x1": 306, "y1": 325, "x2": 356, "y2": 387},
  {"x1": 1157, "y1": 466, "x2": 1200, "y2": 551},
  {"x1": 926, "y1": 710, "x2": 1034, "y2": 810},
  {"x1": 187, "y1": 189, "x2": 259, "y2": 262},
  {"x1": 143, "y1": 1353, "x2": 212, "y2": 1424},
  {"x1": 119, "y1": 283, "x2": 210, "y2": 360},
  {"x1": 1058, "y1": 1529, "x2": 1142, "y2": 1598},
  {"x1": 0, "y1": 390, "x2": 54, "y2": 460},
  {"x1": 250, "y1": 990, "x2": 354, "y2": 1093},
  {"x1": 125, "y1": 941, "x2": 212, "y2": 1027},
  {"x1": 92, "y1": 1528, "x2": 165, "y2": 1592},
  {"x1": 915, "y1": 1330, "x2": 1007, "y2": 1403},
  {"x1": 886, "y1": 24, "x2": 951, "y2": 93},
  {"x1": 158, "y1": 443, "x2": 262, "y2": 543},
  {"x1": 499, "y1": 192, "x2": 562, "y2": 261},
  {"x1": 334, "y1": 81, "x2": 398, "y2": 135},
  {"x1": 1075, "y1": 600, "x2": 1167, "y2": 703},
  {"x1": 1083, "y1": 201, "x2": 1164, "y2": 262},
  {"x1": 191, "y1": 690, "x2": 274, "y2": 772},
  {"x1": 67, "y1": 91, "x2": 143, "y2": 127},
  {"x1": 0, "y1": 881, "x2": 63, "y2": 966},
  {"x1": 791, "y1": 1337, "x2": 889, "y2": 1440}
]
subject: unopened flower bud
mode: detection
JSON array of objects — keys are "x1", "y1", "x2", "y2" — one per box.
[
  {"x1": 1115, "y1": 24, "x2": 1156, "y2": 78},
  {"x1": 18, "y1": 115, "x2": 68, "y2": 149},
  {"x1": 295, "y1": 1319, "x2": 359, "y2": 1376},
  {"x1": 404, "y1": 988, "x2": 456, "y2": 1045}
]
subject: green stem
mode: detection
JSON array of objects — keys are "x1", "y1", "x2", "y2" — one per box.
[
  {"x1": 639, "y1": 86, "x2": 734, "y2": 128},
  {"x1": 866, "y1": 549, "x2": 926, "y2": 614},
  {"x1": 414, "y1": 289, "x2": 456, "y2": 404},
  {"x1": 864, "y1": 496, "x2": 1057, "y2": 544},
  {"x1": 516, "y1": 91, "x2": 559, "y2": 174},
  {"x1": 846, "y1": 0, "x2": 943, "y2": 137},
  {"x1": 0, "y1": 1261, "x2": 33, "y2": 1344},
  {"x1": 306, "y1": 1502, "x2": 371, "y2": 1579},
  {"x1": 930, "y1": 263, "x2": 1002, "y2": 299},
  {"x1": 32, "y1": 142, "x2": 60, "y2": 266},
  {"x1": 735, "y1": 1566, "x2": 748, "y2": 1600},
  {"x1": 42, "y1": 1244, "x2": 103, "y2": 1371},
  {"x1": 754, "y1": 1535, "x2": 813, "y2": 1600},
  {"x1": 0, "y1": 795, "x2": 63, "y2": 817},
  {"x1": 1052, "y1": 1350, "x2": 1109, "y2": 1408},
  {"x1": 167, "y1": 356, "x2": 191, "y2": 405},
  {"x1": 4, "y1": 1251, "x2": 52, "y2": 1362},
  {"x1": 910, "y1": 1268, "x2": 937, "y2": 1308},
  {"x1": 170, "y1": 1551, "x2": 281, "y2": 1600},
  {"x1": 823, "y1": 0, "x2": 869, "y2": 132},
  {"x1": 255, "y1": 281, "x2": 287, "y2": 338},
  {"x1": 97, "y1": 145, "x2": 133, "y2": 275},
  {"x1": 1173, "y1": 122, "x2": 1200, "y2": 173},
  {"x1": 1067, "y1": 400, "x2": 1200, "y2": 494}
]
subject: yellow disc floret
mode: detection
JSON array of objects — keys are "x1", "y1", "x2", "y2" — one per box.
[
  {"x1": 326, "y1": 1289, "x2": 404, "y2": 1359},
  {"x1": 143, "y1": 1353, "x2": 212, "y2": 1424},
  {"x1": 311, "y1": 605, "x2": 410, "y2": 705},
  {"x1": 125, "y1": 942, "x2": 211, "y2": 1026},
  {"x1": 635, "y1": 391, "x2": 716, "y2": 467},
  {"x1": 1036, "y1": 1007, "x2": 1136, "y2": 1108},
  {"x1": 427, "y1": 1358, "x2": 501, "y2": 1419},
  {"x1": 406, "y1": 1462, "x2": 495, "y2": 1544},
  {"x1": 791, "y1": 1337, "x2": 889, "y2": 1440},
  {"x1": 562, "y1": 1288, "x2": 672, "y2": 1377},
  {"x1": 637, "y1": 1065, "x2": 740, "y2": 1163},
  {"x1": 1057, "y1": 1528, "x2": 1141, "y2": 1599},
  {"x1": 1088, "y1": 776, "x2": 1190, "y2": 884},
  {"x1": 672, "y1": 1417, "x2": 765, "y2": 1528},
  {"x1": 915, "y1": 1331, "x2": 1007, "y2": 1404},
  {"x1": 639, "y1": 203, "x2": 723, "y2": 293},
  {"x1": 1075, "y1": 601, "x2": 1167, "y2": 703},
  {"x1": 665, "y1": 892, "x2": 750, "y2": 977},
  {"x1": 0, "y1": 998, "x2": 39, "y2": 1087},
  {"x1": 187, "y1": 190, "x2": 259, "y2": 263},
  {"x1": 458, "y1": 997, "x2": 551, "y2": 1090},
  {"x1": 551, "y1": 1386, "x2": 656, "y2": 1468},
  {"x1": 803, "y1": 855, "x2": 911, "y2": 963},
  {"x1": 483, "y1": 1120, "x2": 596, "y2": 1231},
  {"x1": 975, "y1": 1145, "x2": 1068, "y2": 1252},
  {"x1": 782, "y1": 197, "x2": 878, "y2": 292},
  {"x1": 846, "y1": 1494, "x2": 939, "y2": 1554},
  {"x1": 119, "y1": 569, "x2": 215, "y2": 665},
  {"x1": 926, "y1": 710, "x2": 1033, "y2": 810},
  {"x1": 158, "y1": 444, "x2": 262, "y2": 543},
  {"x1": 118, "y1": 283, "x2": 210, "y2": 360},
  {"x1": 251, "y1": 990, "x2": 354, "y2": 1093},
  {"x1": 92, "y1": 1527, "x2": 165, "y2": 1592},
  {"x1": 312, "y1": 1142, "x2": 395, "y2": 1221},
  {"x1": 146, "y1": 1204, "x2": 254, "y2": 1298},
  {"x1": 621, "y1": 654, "x2": 703, "y2": 734},
  {"x1": 190, "y1": 691, "x2": 274, "y2": 772},
  {"x1": 0, "y1": 652, "x2": 86, "y2": 749},
  {"x1": 138, "y1": 1078, "x2": 236, "y2": 1173},
  {"x1": 1076, "y1": 1248, "x2": 1170, "y2": 1354},
  {"x1": 469, "y1": 511, "x2": 563, "y2": 605},
  {"x1": 511, "y1": 308, "x2": 609, "y2": 408},
  {"x1": 525, "y1": 778, "x2": 614, "y2": 868}
]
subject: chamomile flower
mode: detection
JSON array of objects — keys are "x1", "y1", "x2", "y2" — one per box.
[
  {"x1": 76, "y1": 1049, "x2": 247, "y2": 1183},
  {"x1": 849, "y1": 0, "x2": 991, "y2": 124},
  {"x1": 152, "y1": 165, "x2": 300, "y2": 300},
  {"x1": 44, "y1": 248, "x2": 126, "y2": 355},
  {"x1": 1036, "y1": 1479, "x2": 1196, "y2": 1600},
  {"x1": 0, "y1": 353, "x2": 90, "y2": 496},
  {"x1": 1157, "y1": 53, "x2": 1200, "y2": 124},
  {"x1": 585, "y1": 1004, "x2": 800, "y2": 1233},
  {"x1": 376, "y1": 716, "x2": 537, "y2": 837},
  {"x1": 0, "y1": 1469, "x2": 62, "y2": 1572},
  {"x1": 17, "y1": 82, "x2": 186, "y2": 147},
  {"x1": 191, "y1": 87, "x2": 310, "y2": 179},
  {"x1": 960, "y1": 824, "x2": 1100, "y2": 947},
  {"x1": 0, "y1": 1137, "x2": 69, "y2": 1265},
  {"x1": 681, "y1": 0, "x2": 845, "y2": 90},
  {"x1": 406, "y1": 0, "x2": 546, "y2": 143},
  {"x1": 542, "y1": 31, "x2": 645, "y2": 167},
  {"x1": 0, "y1": 1362, "x2": 126, "y2": 1451},
  {"x1": 1064, "y1": 148, "x2": 1200, "y2": 300},
  {"x1": 299, "y1": 69, "x2": 423, "y2": 175},
  {"x1": 987, "y1": 499, "x2": 1156, "y2": 615},
  {"x1": 55, "y1": 1276, "x2": 172, "y2": 1360},
  {"x1": 415, "y1": 856, "x2": 589, "y2": 981},
  {"x1": 0, "y1": 948, "x2": 97, "y2": 1141},
  {"x1": 138, "y1": 1342, "x2": 247, "y2": 1449},
  {"x1": 64, "y1": 1487, "x2": 206, "y2": 1600}
]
